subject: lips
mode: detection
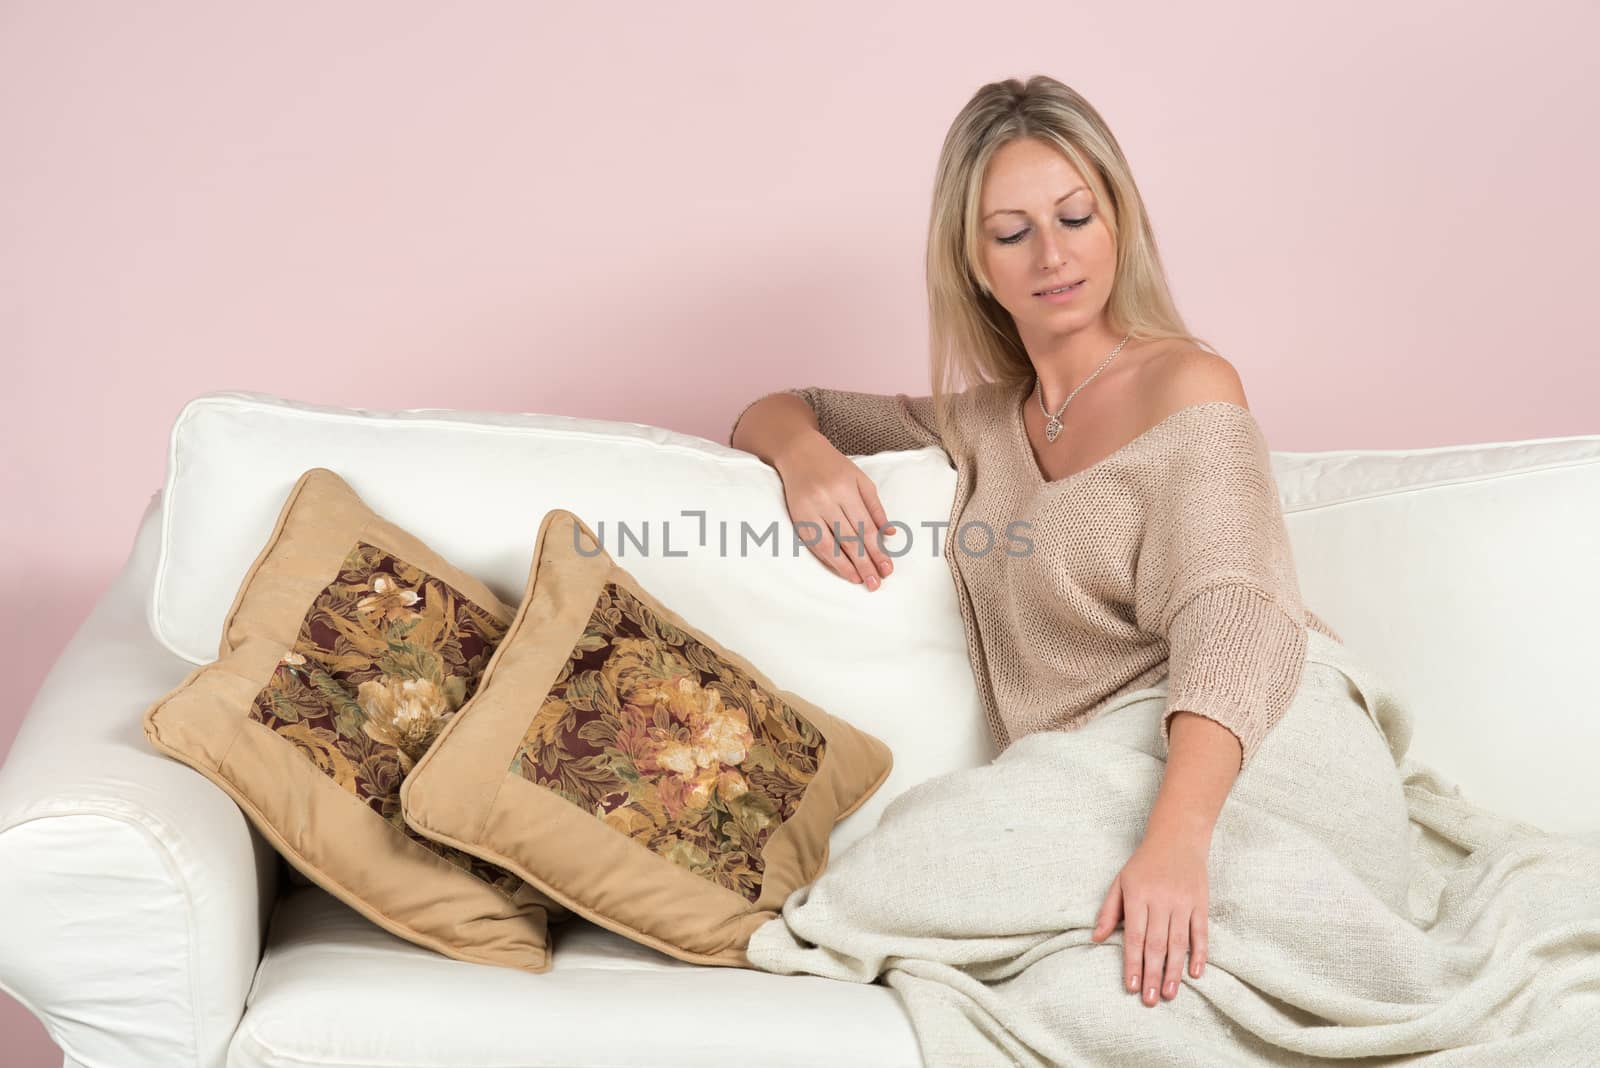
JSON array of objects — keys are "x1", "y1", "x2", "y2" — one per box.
[{"x1": 1034, "y1": 279, "x2": 1085, "y2": 296}]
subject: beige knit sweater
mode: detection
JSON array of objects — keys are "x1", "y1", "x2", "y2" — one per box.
[{"x1": 728, "y1": 379, "x2": 1341, "y2": 771}]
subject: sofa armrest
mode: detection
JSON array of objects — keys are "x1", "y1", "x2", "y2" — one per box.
[{"x1": 0, "y1": 491, "x2": 279, "y2": 1068}]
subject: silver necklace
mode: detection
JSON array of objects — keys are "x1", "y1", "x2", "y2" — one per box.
[{"x1": 1034, "y1": 331, "x2": 1133, "y2": 443}]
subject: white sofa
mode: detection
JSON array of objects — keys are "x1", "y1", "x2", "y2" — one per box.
[{"x1": 3, "y1": 390, "x2": 1598, "y2": 1068}]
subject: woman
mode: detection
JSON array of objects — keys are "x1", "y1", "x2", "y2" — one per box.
[{"x1": 727, "y1": 75, "x2": 1370, "y2": 1013}]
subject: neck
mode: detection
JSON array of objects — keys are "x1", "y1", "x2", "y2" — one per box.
[{"x1": 1023, "y1": 325, "x2": 1133, "y2": 409}]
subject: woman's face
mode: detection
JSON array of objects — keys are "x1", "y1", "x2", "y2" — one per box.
[{"x1": 976, "y1": 137, "x2": 1116, "y2": 343}]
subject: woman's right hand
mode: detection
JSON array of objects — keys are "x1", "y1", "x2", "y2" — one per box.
[{"x1": 773, "y1": 431, "x2": 897, "y2": 591}]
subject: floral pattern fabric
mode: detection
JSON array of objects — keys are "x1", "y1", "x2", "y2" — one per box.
[
  {"x1": 507, "y1": 579, "x2": 827, "y2": 903},
  {"x1": 247, "y1": 539, "x2": 524, "y2": 897}
]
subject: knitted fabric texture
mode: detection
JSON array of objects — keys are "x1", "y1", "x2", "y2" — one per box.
[{"x1": 728, "y1": 381, "x2": 1340, "y2": 771}]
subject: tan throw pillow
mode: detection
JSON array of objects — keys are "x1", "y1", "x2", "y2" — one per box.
[
  {"x1": 398, "y1": 508, "x2": 894, "y2": 968},
  {"x1": 143, "y1": 467, "x2": 568, "y2": 972}
]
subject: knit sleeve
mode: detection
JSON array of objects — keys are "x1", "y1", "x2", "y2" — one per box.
[
  {"x1": 728, "y1": 387, "x2": 945, "y2": 456},
  {"x1": 1132, "y1": 404, "x2": 1311, "y2": 772}
]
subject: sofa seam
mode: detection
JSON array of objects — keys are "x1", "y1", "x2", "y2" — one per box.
[
  {"x1": 236, "y1": 1021, "x2": 636, "y2": 1068},
  {"x1": 150, "y1": 397, "x2": 204, "y2": 663},
  {"x1": 1279, "y1": 455, "x2": 1600, "y2": 515}
]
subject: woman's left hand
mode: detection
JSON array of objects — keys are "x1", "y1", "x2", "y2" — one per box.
[{"x1": 1090, "y1": 827, "x2": 1211, "y2": 1007}]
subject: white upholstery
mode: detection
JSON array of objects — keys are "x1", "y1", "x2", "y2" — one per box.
[
  {"x1": 228, "y1": 884, "x2": 920, "y2": 1068},
  {"x1": 0, "y1": 492, "x2": 278, "y2": 1068},
  {"x1": 1269, "y1": 431, "x2": 1600, "y2": 834},
  {"x1": 1, "y1": 389, "x2": 1595, "y2": 1066}
]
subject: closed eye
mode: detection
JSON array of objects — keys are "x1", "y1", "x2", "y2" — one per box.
[{"x1": 998, "y1": 214, "x2": 1093, "y2": 245}]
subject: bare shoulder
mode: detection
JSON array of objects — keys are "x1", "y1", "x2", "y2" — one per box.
[{"x1": 1137, "y1": 344, "x2": 1249, "y2": 414}]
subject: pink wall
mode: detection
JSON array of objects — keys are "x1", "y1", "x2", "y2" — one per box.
[{"x1": 3, "y1": 1, "x2": 1597, "y2": 1063}]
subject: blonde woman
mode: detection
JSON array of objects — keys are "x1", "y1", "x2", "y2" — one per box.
[{"x1": 729, "y1": 76, "x2": 1365, "y2": 1012}]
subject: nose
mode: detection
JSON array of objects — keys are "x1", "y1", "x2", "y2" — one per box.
[{"x1": 1036, "y1": 228, "x2": 1066, "y2": 273}]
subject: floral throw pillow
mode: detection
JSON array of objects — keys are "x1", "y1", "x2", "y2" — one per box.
[
  {"x1": 398, "y1": 508, "x2": 894, "y2": 968},
  {"x1": 144, "y1": 467, "x2": 568, "y2": 972}
]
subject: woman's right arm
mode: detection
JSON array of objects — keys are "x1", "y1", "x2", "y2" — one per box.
[
  {"x1": 728, "y1": 386, "x2": 944, "y2": 591},
  {"x1": 727, "y1": 386, "x2": 944, "y2": 458}
]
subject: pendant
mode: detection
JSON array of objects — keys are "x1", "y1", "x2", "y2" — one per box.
[{"x1": 1045, "y1": 416, "x2": 1062, "y2": 442}]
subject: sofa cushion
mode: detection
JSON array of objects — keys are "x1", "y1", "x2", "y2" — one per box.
[
  {"x1": 143, "y1": 467, "x2": 567, "y2": 972},
  {"x1": 1269, "y1": 435, "x2": 1600, "y2": 834},
  {"x1": 400, "y1": 507, "x2": 894, "y2": 967},
  {"x1": 228, "y1": 883, "x2": 923, "y2": 1068}
]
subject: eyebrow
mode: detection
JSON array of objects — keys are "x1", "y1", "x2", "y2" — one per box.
[{"x1": 982, "y1": 187, "x2": 1087, "y2": 221}]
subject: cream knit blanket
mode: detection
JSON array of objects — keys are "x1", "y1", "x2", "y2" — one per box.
[{"x1": 745, "y1": 628, "x2": 1600, "y2": 1066}]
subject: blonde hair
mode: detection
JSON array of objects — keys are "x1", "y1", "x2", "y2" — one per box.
[{"x1": 922, "y1": 75, "x2": 1215, "y2": 445}]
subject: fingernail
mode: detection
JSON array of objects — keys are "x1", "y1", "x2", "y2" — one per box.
[
  {"x1": 1165, "y1": 979, "x2": 1177, "y2": 997},
  {"x1": 879, "y1": 559, "x2": 892, "y2": 576},
  {"x1": 865, "y1": 574, "x2": 878, "y2": 590},
  {"x1": 1128, "y1": 974, "x2": 1138, "y2": 991}
]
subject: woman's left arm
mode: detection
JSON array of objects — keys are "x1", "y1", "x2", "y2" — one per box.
[
  {"x1": 1091, "y1": 353, "x2": 1315, "y2": 1009},
  {"x1": 1089, "y1": 710, "x2": 1236, "y2": 1007}
]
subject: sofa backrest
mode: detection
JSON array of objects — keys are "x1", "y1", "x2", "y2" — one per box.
[
  {"x1": 152, "y1": 391, "x2": 989, "y2": 858},
  {"x1": 1271, "y1": 430, "x2": 1600, "y2": 835},
  {"x1": 152, "y1": 391, "x2": 1600, "y2": 839}
]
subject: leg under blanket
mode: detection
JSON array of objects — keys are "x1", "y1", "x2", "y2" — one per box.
[{"x1": 745, "y1": 628, "x2": 1600, "y2": 1066}]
